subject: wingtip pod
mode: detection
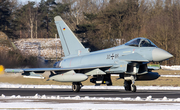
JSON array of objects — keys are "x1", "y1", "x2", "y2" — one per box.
[
  {"x1": 5, "y1": 69, "x2": 24, "y2": 73},
  {"x1": 54, "y1": 16, "x2": 62, "y2": 21},
  {"x1": 0, "y1": 65, "x2": 4, "y2": 75}
]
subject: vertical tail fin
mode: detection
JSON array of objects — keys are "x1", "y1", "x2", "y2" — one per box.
[{"x1": 54, "y1": 16, "x2": 89, "y2": 57}]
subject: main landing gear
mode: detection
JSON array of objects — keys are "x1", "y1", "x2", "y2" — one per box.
[
  {"x1": 72, "y1": 82, "x2": 82, "y2": 92},
  {"x1": 124, "y1": 75, "x2": 136, "y2": 92}
]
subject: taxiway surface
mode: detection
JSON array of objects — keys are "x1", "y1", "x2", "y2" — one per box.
[{"x1": 0, "y1": 88, "x2": 180, "y2": 98}]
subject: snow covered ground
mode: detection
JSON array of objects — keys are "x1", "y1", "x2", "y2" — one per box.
[
  {"x1": 0, "y1": 100, "x2": 180, "y2": 110},
  {"x1": 14, "y1": 38, "x2": 63, "y2": 59},
  {"x1": 1, "y1": 93, "x2": 180, "y2": 102},
  {"x1": 1, "y1": 100, "x2": 180, "y2": 110},
  {"x1": 2, "y1": 83, "x2": 180, "y2": 91},
  {"x1": 1, "y1": 83, "x2": 180, "y2": 109},
  {"x1": 1, "y1": 92, "x2": 180, "y2": 110},
  {"x1": 161, "y1": 65, "x2": 180, "y2": 70},
  {"x1": 161, "y1": 75, "x2": 180, "y2": 77},
  {"x1": 1, "y1": 83, "x2": 180, "y2": 101},
  {"x1": 112, "y1": 74, "x2": 180, "y2": 77}
]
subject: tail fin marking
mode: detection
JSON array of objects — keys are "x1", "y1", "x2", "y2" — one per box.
[{"x1": 54, "y1": 16, "x2": 89, "y2": 57}]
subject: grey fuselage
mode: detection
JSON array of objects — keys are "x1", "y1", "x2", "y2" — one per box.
[
  {"x1": 56, "y1": 44, "x2": 171, "y2": 74},
  {"x1": 60, "y1": 45, "x2": 151, "y2": 68}
]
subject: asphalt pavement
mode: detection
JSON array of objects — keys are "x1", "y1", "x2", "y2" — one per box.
[{"x1": 0, "y1": 88, "x2": 180, "y2": 99}]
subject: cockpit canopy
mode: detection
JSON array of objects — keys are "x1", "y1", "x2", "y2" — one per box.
[{"x1": 125, "y1": 37, "x2": 157, "y2": 47}]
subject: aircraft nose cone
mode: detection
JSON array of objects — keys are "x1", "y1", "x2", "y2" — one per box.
[{"x1": 152, "y1": 48, "x2": 173, "y2": 61}]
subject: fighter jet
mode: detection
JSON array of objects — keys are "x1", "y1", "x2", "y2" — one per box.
[{"x1": 5, "y1": 16, "x2": 173, "y2": 92}]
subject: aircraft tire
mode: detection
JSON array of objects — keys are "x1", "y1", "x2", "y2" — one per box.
[
  {"x1": 72, "y1": 82, "x2": 81, "y2": 92},
  {"x1": 131, "y1": 84, "x2": 136, "y2": 92},
  {"x1": 124, "y1": 80, "x2": 131, "y2": 91}
]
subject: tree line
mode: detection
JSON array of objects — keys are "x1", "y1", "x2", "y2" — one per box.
[{"x1": 1, "y1": 0, "x2": 180, "y2": 65}]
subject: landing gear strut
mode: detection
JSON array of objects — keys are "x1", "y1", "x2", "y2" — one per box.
[
  {"x1": 72, "y1": 82, "x2": 82, "y2": 92},
  {"x1": 124, "y1": 75, "x2": 136, "y2": 92},
  {"x1": 131, "y1": 84, "x2": 136, "y2": 92}
]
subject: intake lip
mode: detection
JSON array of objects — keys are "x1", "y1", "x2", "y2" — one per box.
[{"x1": 152, "y1": 48, "x2": 173, "y2": 62}]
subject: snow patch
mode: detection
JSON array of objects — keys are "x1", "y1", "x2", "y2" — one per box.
[
  {"x1": 1, "y1": 94, "x2": 180, "y2": 103},
  {"x1": 1, "y1": 83, "x2": 180, "y2": 91},
  {"x1": 14, "y1": 38, "x2": 63, "y2": 59},
  {"x1": 0, "y1": 101, "x2": 180, "y2": 109},
  {"x1": 1, "y1": 83, "x2": 180, "y2": 103},
  {"x1": 161, "y1": 75, "x2": 180, "y2": 77},
  {"x1": 161, "y1": 65, "x2": 180, "y2": 70}
]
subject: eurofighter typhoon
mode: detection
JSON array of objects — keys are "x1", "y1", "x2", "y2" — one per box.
[{"x1": 5, "y1": 16, "x2": 173, "y2": 92}]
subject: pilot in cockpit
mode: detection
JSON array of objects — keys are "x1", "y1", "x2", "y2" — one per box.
[{"x1": 125, "y1": 37, "x2": 156, "y2": 47}]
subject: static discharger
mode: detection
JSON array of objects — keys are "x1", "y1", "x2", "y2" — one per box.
[{"x1": 0, "y1": 65, "x2": 4, "y2": 75}]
